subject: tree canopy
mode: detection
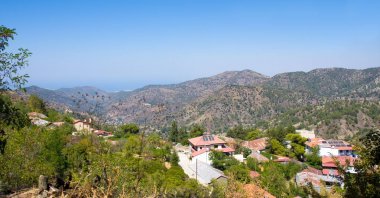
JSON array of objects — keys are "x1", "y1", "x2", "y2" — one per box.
[{"x1": 0, "y1": 26, "x2": 31, "y2": 91}]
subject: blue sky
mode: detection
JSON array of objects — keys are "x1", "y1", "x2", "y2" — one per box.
[{"x1": 2, "y1": 0, "x2": 380, "y2": 91}]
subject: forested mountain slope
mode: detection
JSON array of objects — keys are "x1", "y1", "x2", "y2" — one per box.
[{"x1": 27, "y1": 67, "x2": 380, "y2": 138}]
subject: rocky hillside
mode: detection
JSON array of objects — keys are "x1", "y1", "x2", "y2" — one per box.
[{"x1": 26, "y1": 67, "x2": 380, "y2": 138}]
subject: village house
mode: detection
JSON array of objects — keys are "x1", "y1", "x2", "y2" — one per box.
[
  {"x1": 322, "y1": 156, "x2": 356, "y2": 177},
  {"x1": 241, "y1": 137, "x2": 268, "y2": 152},
  {"x1": 189, "y1": 132, "x2": 235, "y2": 164},
  {"x1": 305, "y1": 138, "x2": 355, "y2": 157},
  {"x1": 296, "y1": 129, "x2": 316, "y2": 139},
  {"x1": 30, "y1": 118, "x2": 50, "y2": 126},
  {"x1": 296, "y1": 167, "x2": 340, "y2": 193},
  {"x1": 274, "y1": 156, "x2": 291, "y2": 164},
  {"x1": 73, "y1": 119, "x2": 92, "y2": 133},
  {"x1": 188, "y1": 160, "x2": 227, "y2": 185},
  {"x1": 248, "y1": 151, "x2": 269, "y2": 163},
  {"x1": 305, "y1": 137, "x2": 325, "y2": 153},
  {"x1": 94, "y1": 129, "x2": 113, "y2": 137},
  {"x1": 28, "y1": 112, "x2": 51, "y2": 126},
  {"x1": 318, "y1": 139, "x2": 355, "y2": 157}
]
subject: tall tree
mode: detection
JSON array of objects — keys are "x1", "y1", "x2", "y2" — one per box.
[
  {"x1": 168, "y1": 121, "x2": 179, "y2": 142},
  {"x1": 0, "y1": 26, "x2": 31, "y2": 155},
  {"x1": 343, "y1": 129, "x2": 380, "y2": 197},
  {"x1": 0, "y1": 26, "x2": 31, "y2": 91}
]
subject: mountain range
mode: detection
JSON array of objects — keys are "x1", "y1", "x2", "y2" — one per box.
[{"x1": 26, "y1": 67, "x2": 380, "y2": 139}]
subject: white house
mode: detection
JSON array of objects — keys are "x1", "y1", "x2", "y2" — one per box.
[
  {"x1": 73, "y1": 119, "x2": 92, "y2": 133},
  {"x1": 296, "y1": 129, "x2": 316, "y2": 139},
  {"x1": 189, "y1": 132, "x2": 235, "y2": 164},
  {"x1": 318, "y1": 139, "x2": 354, "y2": 157}
]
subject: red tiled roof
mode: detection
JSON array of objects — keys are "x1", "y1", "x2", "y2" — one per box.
[
  {"x1": 249, "y1": 151, "x2": 269, "y2": 163},
  {"x1": 242, "y1": 138, "x2": 268, "y2": 151},
  {"x1": 322, "y1": 169, "x2": 339, "y2": 176},
  {"x1": 274, "y1": 156, "x2": 291, "y2": 162},
  {"x1": 191, "y1": 147, "x2": 235, "y2": 157},
  {"x1": 322, "y1": 156, "x2": 355, "y2": 168},
  {"x1": 305, "y1": 138, "x2": 325, "y2": 148},
  {"x1": 337, "y1": 147, "x2": 353, "y2": 150},
  {"x1": 94, "y1": 130, "x2": 112, "y2": 136},
  {"x1": 191, "y1": 148, "x2": 209, "y2": 157},
  {"x1": 188, "y1": 135, "x2": 226, "y2": 146},
  {"x1": 73, "y1": 120, "x2": 91, "y2": 125},
  {"x1": 302, "y1": 167, "x2": 323, "y2": 175},
  {"x1": 219, "y1": 147, "x2": 235, "y2": 153}
]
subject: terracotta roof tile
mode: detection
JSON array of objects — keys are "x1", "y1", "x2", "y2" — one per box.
[
  {"x1": 322, "y1": 169, "x2": 339, "y2": 176},
  {"x1": 191, "y1": 148, "x2": 209, "y2": 157},
  {"x1": 274, "y1": 156, "x2": 291, "y2": 162},
  {"x1": 322, "y1": 156, "x2": 355, "y2": 168},
  {"x1": 242, "y1": 137, "x2": 268, "y2": 151},
  {"x1": 189, "y1": 135, "x2": 226, "y2": 146}
]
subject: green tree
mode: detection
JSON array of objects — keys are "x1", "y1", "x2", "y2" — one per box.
[
  {"x1": 260, "y1": 161, "x2": 288, "y2": 197},
  {"x1": 121, "y1": 123, "x2": 139, "y2": 134},
  {"x1": 246, "y1": 157, "x2": 260, "y2": 172},
  {"x1": 305, "y1": 147, "x2": 322, "y2": 168},
  {"x1": 168, "y1": 120, "x2": 179, "y2": 142},
  {"x1": 245, "y1": 129, "x2": 261, "y2": 140},
  {"x1": 209, "y1": 150, "x2": 240, "y2": 171},
  {"x1": 0, "y1": 126, "x2": 70, "y2": 192},
  {"x1": 267, "y1": 126, "x2": 293, "y2": 142},
  {"x1": 0, "y1": 95, "x2": 30, "y2": 154},
  {"x1": 225, "y1": 164, "x2": 250, "y2": 183},
  {"x1": 343, "y1": 129, "x2": 380, "y2": 198},
  {"x1": 285, "y1": 133, "x2": 307, "y2": 145},
  {"x1": 269, "y1": 139, "x2": 287, "y2": 156},
  {"x1": 115, "y1": 123, "x2": 140, "y2": 138},
  {"x1": 189, "y1": 124, "x2": 204, "y2": 138},
  {"x1": 0, "y1": 26, "x2": 31, "y2": 156},
  {"x1": 28, "y1": 94, "x2": 47, "y2": 114},
  {"x1": 0, "y1": 26, "x2": 31, "y2": 91},
  {"x1": 241, "y1": 147, "x2": 252, "y2": 158},
  {"x1": 227, "y1": 125, "x2": 245, "y2": 139}
]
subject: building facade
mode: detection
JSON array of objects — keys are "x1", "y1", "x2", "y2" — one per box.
[{"x1": 189, "y1": 132, "x2": 235, "y2": 164}]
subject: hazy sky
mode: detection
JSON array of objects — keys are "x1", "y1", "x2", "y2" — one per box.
[{"x1": 2, "y1": 0, "x2": 380, "y2": 91}]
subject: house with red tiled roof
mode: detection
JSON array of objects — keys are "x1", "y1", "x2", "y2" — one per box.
[
  {"x1": 248, "y1": 151, "x2": 269, "y2": 163},
  {"x1": 296, "y1": 169, "x2": 340, "y2": 193},
  {"x1": 318, "y1": 139, "x2": 355, "y2": 157},
  {"x1": 274, "y1": 156, "x2": 291, "y2": 164},
  {"x1": 305, "y1": 138, "x2": 356, "y2": 158},
  {"x1": 305, "y1": 138, "x2": 325, "y2": 153},
  {"x1": 322, "y1": 156, "x2": 356, "y2": 177},
  {"x1": 73, "y1": 119, "x2": 91, "y2": 133},
  {"x1": 94, "y1": 130, "x2": 113, "y2": 137},
  {"x1": 189, "y1": 132, "x2": 235, "y2": 164},
  {"x1": 241, "y1": 137, "x2": 268, "y2": 152}
]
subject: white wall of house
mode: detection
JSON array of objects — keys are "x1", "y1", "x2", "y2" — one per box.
[
  {"x1": 194, "y1": 144, "x2": 224, "y2": 151},
  {"x1": 192, "y1": 152, "x2": 212, "y2": 165},
  {"x1": 74, "y1": 122, "x2": 91, "y2": 133},
  {"x1": 319, "y1": 147, "x2": 339, "y2": 156}
]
